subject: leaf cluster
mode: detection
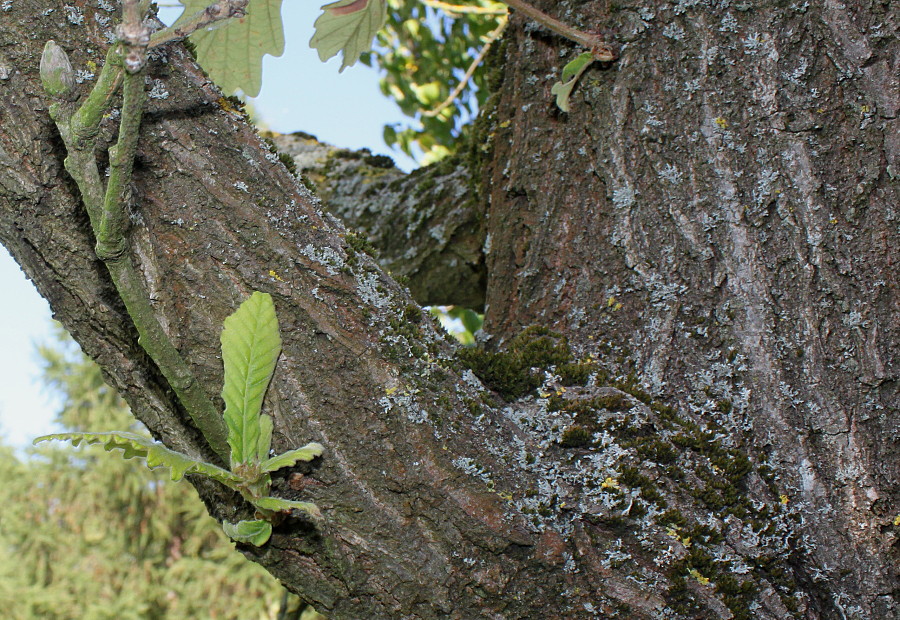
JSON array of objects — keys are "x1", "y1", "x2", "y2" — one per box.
[
  {"x1": 1, "y1": 335, "x2": 287, "y2": 618},
  {"x1": 362, "y1": 0, "x2": 506, "y2": 163},
  {"x1": 35, "y1": 292, "x2": 323, "y2": 547}
]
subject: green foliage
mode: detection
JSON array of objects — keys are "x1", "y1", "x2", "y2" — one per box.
[
  {"x1": 362, "y1": 0, "x2": 507, "y2": 163},
  {"x1": 550, "y1": 52, "x2": 594, "y2": 112},
  {"x1": 34, "y1": 430, "x2": 243, "y2": 485},
  {"x1": 430, "y1": 305, "x2": 483, "y2": 345},
  {"x1": 35, "y1": 292, "x2": 324, "y2": 547},
  {"x1": 174, "y1": 0, "x2": 286, "y2": 97},
  {"x1": 221, "y1": 290, "x2": 283, "y2": 467},
  {"x1": 310, "y1": 0, "x2": 389, "y2": 72},
  {"x1": 223, "y1": 519, "x2": 274, "y2": 546},
  {"x1": 0, "y1": 331, "x2": 289, "y2": 618}
]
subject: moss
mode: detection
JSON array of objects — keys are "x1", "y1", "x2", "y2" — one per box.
[
  {"x1": 278, "y1": 152, "x2": 298, "y2": 177},
  {"x1": 559, "y1": 425, "x2": 593, "y2": 448},
  {"x1": 456, "y1": 326, "x2": 573, "y2": 400},
  {"x1": 402, "y1": 304, "x2": 422, "y2": 324},
  {"x1": 363, "y1": 153, "x2": 394, "y2": 168},
  {"x1": 618, "y1": 466, "x2": 664, "y2": 506},
  {"x1": 715, "y1": 574, "x2": 757, "y2": 620},
  {"x1": 414, "y1": 176, "x2": 437, "y2": 196},
  {"x1": 332, "y1": 148, "x2": 364, "y2": 160},
  {"x1": 611, "y1": 374, "x2": 653, "y2": 404},
  {"x1": 345, "y1": 230, "x2": 378, "y2": 259},
  {"x1": 656, "y1": 509, "x2": 687, "y2": 528},
  {"x1": 290, "y1": 130, "x2": 319, "y2": 141},
  {"x1": 594, "y1": 392, "x2": 632, "y2": 412},
  {"x1": 634, "y1": 438, "x2": 679, "y2": 465},
  {"x1": 715, "y1": 399, "x2": 733, "y2": 415},
  {"x1": 557, "y1": 361, "x2": 601, "y2": 386}
]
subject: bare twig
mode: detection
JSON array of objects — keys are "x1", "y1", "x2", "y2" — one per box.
[
  {"x1": 117, "y1": 0, "x2": 151, "y2": 72},
  {"x1": 148, "y1": 0, "x2": 249, "y2": 49},
  {"x1": 419, "y1": 0, "x2": 508, "y2": 16},
  {"x1": 499, "y1": 0, "x2": 616, "y2": 61},
  {"x1": 422, "y1": 15, "x2": 508, "y2": 118}
]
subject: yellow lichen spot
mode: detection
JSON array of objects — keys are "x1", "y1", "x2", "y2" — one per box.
[
  {"x1": 714, "y1": 117, "x2": 728, "y2": 129},
  {"x1": 860, "y1": 104, "x2": 870, "y2": 114},
  {"x1": 601, "y1": 477, "x2": 619, "y2": 490},
  {"x1": 539, "y1": 391, "x2": 551, "y2": 398},
  {"x1": 816, "y1": 108, "x2": 826, "y2": 114},
  {"x1": 499, "y1": 120, "x2": 511, "y2": 128},
  {"x1": 665, "y1": 526, "x2": 691, "y2": 548},
  {"x1": 829, "y1": 217, "x2": 838, "y2": 225},
  {"x1": 689, "y1": 569, "x2": 711, "y2": 585},
  {"x1": 86, "y1": 59, "x2": 97, "y2": 73},
  {"x1": 268, "y1": 269, "x2": 284, "y2": 282},
  {"x1": 780, "y1": 494, "x2": 789, "y2": 505},
  {"x1": 893, "y1": 514, "x2": 900, "y2": 527},
  {"x1": 555, "y1": 387, "x2": 567, "y2": 396},
  {"x1": 385, "y1": 386, "x2": 399, "y2": 396},
  {"x1": 607, "y1": 296, "x2": 616, "y2": 307},
  {"x1": 498, "y1": 491, "x2": 514, "y2": 501}
]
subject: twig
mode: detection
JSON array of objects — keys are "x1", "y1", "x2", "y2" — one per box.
[
  {"x1": 41, "y1": 7, "x2": 233, "y2": 461},
  {"x1": 422, "y1": 16, "x2": 508, "y2": 118},
  {"x1": 149, "y1": 0, "x2": 249, "y2": 49},
  {"x1": 498, "y1": 0, "x2": 616, "y2": 61},
  {"x1": 419, "y1": 0, "x2": 508, "y2": 16}
]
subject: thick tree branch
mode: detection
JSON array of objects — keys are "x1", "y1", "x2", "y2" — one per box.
[{"x1": 272, "y1": 132, "x2": 487, "y2": 309}]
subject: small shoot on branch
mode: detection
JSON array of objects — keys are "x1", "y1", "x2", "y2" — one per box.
[
  {"x1": 35, "y1": 292, "x2": 324, "y2": 547},
  {"x1": 550, "y1": 52, "x2": 595, "y2": 113}
]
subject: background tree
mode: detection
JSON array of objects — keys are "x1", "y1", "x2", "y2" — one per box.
[
  {"x1": 0, "y1": 1, "x2": 896, "y2": 618},
  {"x1": 0, "y1": 330, "x2": 324, "y2": 619}
]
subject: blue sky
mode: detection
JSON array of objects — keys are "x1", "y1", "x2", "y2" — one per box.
[{"x1": 0, "y1": 3, "x2": 413, "y2": 448}]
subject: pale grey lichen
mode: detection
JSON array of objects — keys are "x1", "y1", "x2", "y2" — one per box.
[
  {"x1": 64, "y1": 5, "x2": 84, "y2": 24},
  {"x1": 147, "y1": 79, "x2": 170, "y2": 100},
  {"x1": 74, "y1": 69, "x2": 94, "y2": 84},
  {"x1": 357, "y1": 272, "x2": 392, "y2": 308},
  {"x1": 612, "y1": 185, "x2": 636, "y2": 209}
]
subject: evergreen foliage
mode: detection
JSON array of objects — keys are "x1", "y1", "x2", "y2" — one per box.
[{"x1": 0, "y1": 330, "x2": 304, "y2": 619}]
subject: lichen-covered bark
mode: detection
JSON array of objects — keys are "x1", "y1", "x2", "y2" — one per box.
[
  {"x1": 481, "y1": 0, "x2": 898, "y2": 617},
  {"x1": 271, "y1": 132, "x2": 486, "y2": 309},
  {"x1": 0, "y1": 1, "x2": 896, "y2": 619}
]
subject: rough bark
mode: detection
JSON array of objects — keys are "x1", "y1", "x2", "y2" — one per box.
[
  {"x1": 272, "y1": 132, "x2": 485, "y2": 309},
  {"x1": 0, "y1": 1, "x2": 896, "y2": 619}
]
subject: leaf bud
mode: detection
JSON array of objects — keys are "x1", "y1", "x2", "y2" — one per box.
[{"x1": 40, "y1": 40, "x2": 76, "y2": 98}]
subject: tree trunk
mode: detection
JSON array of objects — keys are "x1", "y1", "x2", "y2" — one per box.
[{"x1": 0, "y1": 1, "x2": 896, "y2": 618}]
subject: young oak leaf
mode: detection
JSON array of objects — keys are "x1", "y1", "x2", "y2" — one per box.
[
  {"x1": 33, "y1": 431, "x2": 243, "y2": 487},
  {"x1": 174, "y1": 0, "x2": 285, "y2": 97},
  {"x1": 260, "y1": 441, "x2": 325, "y2": 474},
  {"x1": 221, "y1": 291, "x2": 282, "y2": 468},
  {"x1": 310, "y1": 0, "x2": 388, "y2": 72},
  {"x1": 223, "y1": 519, "x2": 273, "y2": 546},
  {"x1": 550, "y1": 52, "x2": 595, "y2": 113},
  {"x1": 254, "y1": 496, "x2": 322, "y2": 518}
]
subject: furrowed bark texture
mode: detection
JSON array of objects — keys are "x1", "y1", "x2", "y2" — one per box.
[
  {"x1": 478, "y1": 0, "x2": 897, "y2": 617},
  {"x1": 0, "y1": 1, "x2": 896, "y2": 619}
]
